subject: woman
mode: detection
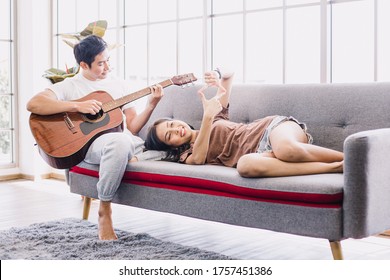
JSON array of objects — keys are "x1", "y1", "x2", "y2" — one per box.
[{"x1": 144, "y1": 69, "x2": 344, "y2": 177}]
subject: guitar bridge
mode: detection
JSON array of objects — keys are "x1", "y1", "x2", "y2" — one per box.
[{"x1": 64, "y1": 113, "x2": 77, "y2": 134}]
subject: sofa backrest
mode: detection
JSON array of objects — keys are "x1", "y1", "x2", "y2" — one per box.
[{"x1": 139, "y1": 82, "x2": 390, "y2": 152}]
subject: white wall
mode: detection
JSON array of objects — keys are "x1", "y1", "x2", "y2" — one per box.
[{"x1": 17, "y1": 0, "x2": 54, "y2": 178}]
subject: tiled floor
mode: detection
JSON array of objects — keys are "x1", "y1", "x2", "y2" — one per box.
[{"x1": 1, "y1": 178, "x2": 390, "y2": 260}]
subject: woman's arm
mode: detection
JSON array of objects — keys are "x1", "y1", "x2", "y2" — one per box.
[
  {"x1": 184, "y1": 90, "x2": 223, "y2": 165},
  {"x1": 216, "y1": 68, "x2": 234, "y2": 108},
  {"x1": 204, "y1": 68, "x2": 234, "y2": 108},
  {"x1": 183, "y1": 69, "x2": 234, "y2": 165}
]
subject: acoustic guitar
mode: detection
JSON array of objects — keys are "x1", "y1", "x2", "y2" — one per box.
[{"x1": 29, "y1": 73, "x2": 197, "y2": 169}]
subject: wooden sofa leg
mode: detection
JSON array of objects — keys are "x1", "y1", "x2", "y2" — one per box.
[
  {"x1": 329, "y1": 240, "x2": 343, "y2": 260},
  {"x1": 82, "y1": 197, "x2": 92, "y2": 220}
]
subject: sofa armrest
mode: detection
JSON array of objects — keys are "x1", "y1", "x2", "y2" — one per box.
[{"x1": 343, "y1": 128, "x2": 390, "y2": 238}]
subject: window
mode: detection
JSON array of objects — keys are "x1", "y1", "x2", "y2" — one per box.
[
  {"x1": 285, "y1": 5, "x2": 321, "y2": 83},
  {"x1": 52, "y1": 0, "x2": 390, "y2": 87},
  {"x1": 0, "y1": 0, "x2": 15, "y2": 168},
  {"x1": 213, "y1": 14, "x2": 244, "y2": 82},
  {"x1": 246, "y1": 10, "x2": 283, "y2": 84},
  {"x1": 377, "y1": 0, "x2": 390, "y2": 81},
  {"x1": 331, "y1": 0, "x2": 375, "y2": 82},
  {"x1": 53, "y1": 0, "x2": 205, "y2": 95}
]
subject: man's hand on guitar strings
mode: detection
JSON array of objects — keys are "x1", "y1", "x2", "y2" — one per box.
[{"x1": 76, "y1": 99, "x2": 103, "y2": 115}]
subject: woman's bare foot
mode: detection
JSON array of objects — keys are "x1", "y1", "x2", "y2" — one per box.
[
  {"x1": 330, "y1": 161, "x2": 344, "y2": 173},
  {"x1": 98, "y1": 201, "x2": 118, "y2": 240}
]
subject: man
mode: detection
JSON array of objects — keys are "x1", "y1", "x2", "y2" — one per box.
[{"x1": 27, "y1": 35, "x2": 164, "y2": 240}]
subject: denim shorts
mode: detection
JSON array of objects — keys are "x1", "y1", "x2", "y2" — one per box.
[{"x1": 257, "y1": 116, "x2": 314, "y2": 153}]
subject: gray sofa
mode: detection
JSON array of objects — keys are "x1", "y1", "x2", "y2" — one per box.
[{"x1": 67, "y1": 82, "x2": 390, "y2": 260}]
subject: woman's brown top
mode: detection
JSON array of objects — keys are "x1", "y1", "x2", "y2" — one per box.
[{"x1": 179, "y1": 106, "x2": 276, "y2": 167}]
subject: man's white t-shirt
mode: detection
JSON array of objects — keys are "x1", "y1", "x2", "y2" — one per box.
[
  {"x1": 47, "y1": 73, "x2": 165, "y2": 161},
  {"x1": 48, "y1": 72, "x2": 137, "y2": 111}
]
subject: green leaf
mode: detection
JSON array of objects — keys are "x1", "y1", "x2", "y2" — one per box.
[
  {"x1": 80, "y1": 20, "x2": 107, "y2": 37},
  {"x1": 62, "y1": 39, "x2": 76, "y2": 49},
  {"x1": 108, "y1": 43, "x2": 123, "y2": 51},
  {"x1": 44, "y1": 68, "x2": 67, "y2": 75},
  {"x1": 60, "y1": 20, "x2": 108, "y2": 49},
  {"x1": 42, "y1": 66, "x2": 79, "y2": 84}
]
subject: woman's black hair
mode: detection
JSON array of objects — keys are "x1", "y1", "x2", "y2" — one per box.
[
  {"x1": 73, "y1": 35, "x2": 108, "y2": 67},
  {"x1": 144, "y1": 118, "x2": 193, "y2": 162}
]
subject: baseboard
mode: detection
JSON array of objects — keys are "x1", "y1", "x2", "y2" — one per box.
[
  {"x1": 379, "y1": 229, "x2": 390, "y2": 239},
  {"x1": 0, "y1": 173, "x2": 65, "y2": 182},
  {"x1": 0, "y1": 174, "x2": 23, "y2": 181},
  {"x1": 20, "y1": 174, "x2": 35, "y2": 180},
  {"x1": 48, "y1": 173, "x2": 65, "y2": 181}
]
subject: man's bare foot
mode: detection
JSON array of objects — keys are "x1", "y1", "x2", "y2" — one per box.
[{"x1": 98, "y1": 201, "x2": 118, "y2": 240}]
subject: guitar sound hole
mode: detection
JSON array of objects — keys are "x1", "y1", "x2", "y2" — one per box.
[{"x1": 84, "y1": 109, "x2": 104, "y2": 121}]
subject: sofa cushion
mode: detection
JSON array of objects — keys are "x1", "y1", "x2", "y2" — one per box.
[{"x1": 70, "y1": 160, "x2": 343, "y2": 209}]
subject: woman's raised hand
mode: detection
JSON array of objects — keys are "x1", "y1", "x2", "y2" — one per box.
[
  {"x1": 204, "y1": 71, "x2": 220, "y2": 87},
  {"x1": 198, "y1": 86, "x2": 223, "y2": 120},
  {"x1": 199, "y1": 70, "x2": 226, "y2": 97}
]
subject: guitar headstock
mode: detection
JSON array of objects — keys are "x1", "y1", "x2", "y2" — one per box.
[{"x1": 171, "y1": 73, "x2": 197, "y2": 86}]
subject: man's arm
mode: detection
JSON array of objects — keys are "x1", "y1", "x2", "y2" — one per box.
[
  {"x1": 124, "y1": 84, "x2": 164, "y2": 135},
  {"x1": 26, "y1": 89, "x2": 102, "y2": 116}
]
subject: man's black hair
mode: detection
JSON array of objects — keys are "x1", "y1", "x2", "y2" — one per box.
[{"x1": 73, "y1": 35, "x2": 108, "y2": 67}]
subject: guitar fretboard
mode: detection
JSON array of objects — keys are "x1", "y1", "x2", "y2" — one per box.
[{"x1": 102, "y1": 79, "x2": 173, "y2": 112}]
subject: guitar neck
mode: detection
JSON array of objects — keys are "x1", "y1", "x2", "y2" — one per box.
[{"x1": 102, "y1": 79, "x2": 173, "y2": 112}]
